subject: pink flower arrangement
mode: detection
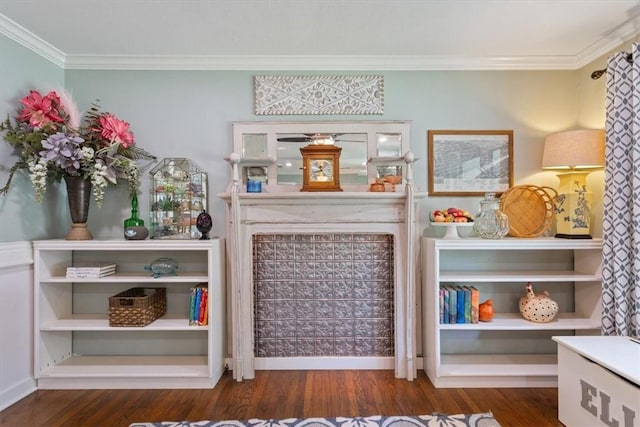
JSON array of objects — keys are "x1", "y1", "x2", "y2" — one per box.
[{"x1": 0, "y1": 89, "x2": 155, "y2": 205}]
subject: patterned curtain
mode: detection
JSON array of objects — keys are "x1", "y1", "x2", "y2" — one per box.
[{"x1": 602, "y1": 42, "x2": 640, "y2": 336}]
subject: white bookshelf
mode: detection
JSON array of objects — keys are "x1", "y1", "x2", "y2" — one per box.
[
  {"x1": 33, "y1": 239, "x2": 225, "y2": 389},
  {"x1": 422, "y1": 237, "x2": 602, "y2": 388}
]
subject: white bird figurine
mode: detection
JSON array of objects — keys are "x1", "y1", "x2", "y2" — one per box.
[{"x1": 519, "y1": 282, "x2": 559, "y2": 323}]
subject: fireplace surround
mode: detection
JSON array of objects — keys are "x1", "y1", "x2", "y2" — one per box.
[{"x1": 221, "y1": 153, "x2": 424, "y2": 381}]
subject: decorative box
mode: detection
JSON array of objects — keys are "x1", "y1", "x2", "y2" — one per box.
[{"x1": 149, "y1": 158, "x2": 208, "y2": 239}]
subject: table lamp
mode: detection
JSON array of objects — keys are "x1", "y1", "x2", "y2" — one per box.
[{"x1": 541, "y1": 129, "x2": 605, "y2": 239}]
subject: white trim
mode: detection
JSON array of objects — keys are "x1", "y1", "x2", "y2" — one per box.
[
  {"x1": 0, "y1": 12, "x2": 635, "y2": 71},
  {"x1": 574, "y1": 19, "x2": 640, "y2": 68},
  {"x1": 0, "y1": 378, "x2": 37, "y2": 412},
  {"x1": 0, "y1": 241, "x2": 33, "y2": 269},
  {"x1": 0, "y1": 14, "x2": 65, "y2": 69},
  {"x1": 63, "y1": 53, "x2": 583, "y2": 71},
  {"x1": 255, "y1": 357, "x2": 395, "y2": 371}
]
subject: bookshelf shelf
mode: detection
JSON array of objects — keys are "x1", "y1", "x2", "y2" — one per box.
[
  {"x1": 422, "y1": 237, "x2": 603, "y2": 388},
  {"x1": 33, "y1": 239, "x2": 225, "y2": 389}
]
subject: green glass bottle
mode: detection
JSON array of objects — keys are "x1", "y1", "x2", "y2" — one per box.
[{"x1": 124, "y1": 193, "x2": 145, "y2": 228}]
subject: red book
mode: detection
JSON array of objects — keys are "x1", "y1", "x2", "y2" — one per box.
[{"x1": 198, "y1": 287, "x2": 208, "y2": 326}]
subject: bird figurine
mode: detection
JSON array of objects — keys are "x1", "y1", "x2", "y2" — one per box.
[{"x1": 518, "y1": 282, "x2": 559, "y2": 323}]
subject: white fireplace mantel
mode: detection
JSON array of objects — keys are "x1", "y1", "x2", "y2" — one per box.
[{"x1": 219, "y1": 153, "x2": 425, "y2": 381}]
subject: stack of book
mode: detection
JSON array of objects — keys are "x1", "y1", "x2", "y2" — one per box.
[
  {"x1": 66, "y1": 263, "x2": 116, "y2": 279},
  {"x1": 189, "y1": 283, "x2": 208, "y2": 326},
  {"x1": 439, "y1": 285, "x2": 480, "y2": 324}
]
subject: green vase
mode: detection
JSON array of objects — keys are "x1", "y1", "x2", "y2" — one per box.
[{"x1": 124, "y1": 193, "x2": 145, "y2": 228}]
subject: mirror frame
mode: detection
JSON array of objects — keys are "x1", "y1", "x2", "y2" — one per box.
[{"x1": 232, "y1": 121, "x2": 411, "y2": 192}]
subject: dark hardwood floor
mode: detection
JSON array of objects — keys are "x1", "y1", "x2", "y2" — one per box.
[{"x1": 0, "y1": 370, "x2": 562, "y2": 427}]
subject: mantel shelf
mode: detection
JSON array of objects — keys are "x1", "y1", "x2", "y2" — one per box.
[{"x1": 218, "y1": 191, "x2": 427, "y2": 205}]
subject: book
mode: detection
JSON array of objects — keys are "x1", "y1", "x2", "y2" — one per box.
[
  {"x1": 463, "y1": 286, "x2": 472, "y2": 323},
  {"x1": 190, "y1": 283, "x2": 208, "y2": 326},
  {"x1": 189, "y1": 286, "x2": 198, "y2": 326},
  {"x1": 456, "y1": 287, "x2": 465, "y2": 324},
  {"x1": 198, "y1": 287, "x2": 208, "y2": 326},
  {"x1": 442, "y1": 287, "x2": 449, "y2": 324},
  {"x1": 439, "y1": 288, "x2": 444, "y2": 324},
  {"x1": 448, "y1": 286, "x2": 457, "y2": 324},
  {"x1": 66, "y1": 263, "x2": 116, "y2": 278},
  {"x1": 470, "y1": 286, "x2": 480, "y2": 324}
]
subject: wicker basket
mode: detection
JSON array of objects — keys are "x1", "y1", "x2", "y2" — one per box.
[
  {"x1": 500, "y1": 185, "x2": 557, "y2": 238},
  {"x1": 108, "y1": 287, "x2": 166, "y2": 327}
]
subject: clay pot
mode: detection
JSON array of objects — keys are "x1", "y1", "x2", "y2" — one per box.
[
  {"x1": 369, "y1": 181, "x2": 385, "y2": 192},
  {"x1": 479, "y1": 299, "x2": 494, "y2": 322}
]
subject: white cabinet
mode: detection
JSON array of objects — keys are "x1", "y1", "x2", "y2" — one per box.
[
  {"x1": 422, "y1": 237, "x2": 602, "y2": 388},
  {"x1": 33, "y1": 239, "x2": 225, "y2": 389}
]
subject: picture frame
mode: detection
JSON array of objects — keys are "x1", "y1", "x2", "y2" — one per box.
[{"x1": 428, "y1": 130, "x2": 513, "y2": 196}]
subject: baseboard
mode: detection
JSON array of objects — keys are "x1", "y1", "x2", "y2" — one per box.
[
  {"x1": 0, "y1": 377, "x2": 37, "y2": 412},
  {"x1": 223, "y1": 357, "x2": 424, "y2": 374}
]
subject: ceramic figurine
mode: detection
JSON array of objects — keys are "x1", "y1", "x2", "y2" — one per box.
[
  {"x1": 519, "y1": 282, "x2": 559, "y2": 323},
  {"x1": 144, "y1": 257, "x2": 179, "y2": 278},
  {"x1": 479, "y1": 299, "x2": 494, "y2": 322}
]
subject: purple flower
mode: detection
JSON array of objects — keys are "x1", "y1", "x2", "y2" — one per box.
[{"x1": 40, "y1": 132, "x2": 85, "y2": 172}]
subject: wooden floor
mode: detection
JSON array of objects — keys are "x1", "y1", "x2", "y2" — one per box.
[{"x1": 0, "y1": 370, "x2": 562, "y2": 427}]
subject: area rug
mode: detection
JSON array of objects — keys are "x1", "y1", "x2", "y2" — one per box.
[{"x1": 129, "y1": 413, "x2": 501, "y2": 427}]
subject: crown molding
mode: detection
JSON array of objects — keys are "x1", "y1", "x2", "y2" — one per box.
[
  {"x1": 0, "y1": 14, "x2": 65, "y2": 68},
  {"x1": 63, "y1": 53, "x2": 581, "y2": 71},
  {"x1": 574, "y1": 17, "x2": 640, "y2": 68},
  {"x1": 1, "y1": 12, "x2": 636, "y2": 71}
]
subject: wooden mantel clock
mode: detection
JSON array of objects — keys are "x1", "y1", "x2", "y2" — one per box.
[{"x1": 300, "y1": 144, "x2": 343, "y2": 192}]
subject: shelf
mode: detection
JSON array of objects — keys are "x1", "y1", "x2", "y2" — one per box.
[
  {"x1": 422, "y1": 236, "x2": 603, "y2": 388},
  {"x1": 439, "y1": 313, "x2": 600, "y2": 330},
  {"x1": 40, "y1": 314, "x2": 208, "y2": 331},
  {"x1": 439, "y1": 354, "x2": 558, "y2": 377},
  {"x1": 439, "y1": 270, "x2": 600, "y2": 282},
  {"x1": 33, "y1": 238, "x2": 225, "y2": 389},
  {"x1": 42, "y1": 273, "x2": 209, "y2": 283},
  {"x1": 39, "y1": 355, "x2": 209, "y2": 378}
]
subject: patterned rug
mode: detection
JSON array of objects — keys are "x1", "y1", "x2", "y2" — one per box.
[{"x1": 129, "y1": 413, "x2": 501, "y2": 427}]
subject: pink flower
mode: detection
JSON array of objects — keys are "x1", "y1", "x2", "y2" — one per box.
[
  {"x1": 18, "y1": 90, "x2": 66, "y2": 129},
  {"x1": 97, "y1": 113, "x2": 134, "y2": 147}
]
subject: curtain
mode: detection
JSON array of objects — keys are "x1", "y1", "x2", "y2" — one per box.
[{"x1": 602, "y1": 42, "x2": 640, "y2": 336}]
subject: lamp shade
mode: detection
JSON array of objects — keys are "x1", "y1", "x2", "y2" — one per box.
[{"x1": 541, "y1": 129, "x2": 605, "y2": 170}]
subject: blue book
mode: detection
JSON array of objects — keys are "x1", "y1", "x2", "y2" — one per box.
[
  {"x1": 463, "y1": 286, "x2": 472, "y2": 323},
  {"x1": 442, "y1": 287, "x2": 449, "y2": 324},
  {"x1": 456, "y1": 287, "x2": 465, "y2": 323},
  {"x1": 448, "y1": 286, "x2": 457, "y2": 324}
]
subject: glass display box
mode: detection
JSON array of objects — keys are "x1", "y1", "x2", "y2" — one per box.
[{"x1": 149, "y1": 158, "x2": 208, "y2": 239}]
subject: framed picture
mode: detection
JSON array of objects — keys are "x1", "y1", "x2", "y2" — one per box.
[{"x1": 428, "y1": 130, "x2": 513, "y2": 196}]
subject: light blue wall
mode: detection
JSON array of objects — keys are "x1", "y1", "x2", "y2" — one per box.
[
  {"x1": 63, "y1": 69, "x2": 579, "y2": 240},
  {"x1": 0, "y1": 35, "x2": 66, "y2": 243},
  {"x1": 7, "y1": 32, "x2": 623, "y2": 243}
]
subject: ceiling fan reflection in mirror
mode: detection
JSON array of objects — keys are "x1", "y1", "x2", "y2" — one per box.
[{"x1": 277, "y1": 133, "x2": 365, "y2": 144}]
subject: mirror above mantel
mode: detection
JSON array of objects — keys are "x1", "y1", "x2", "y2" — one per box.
[{"x1": 231, "y1": 121, "x2": 412, "y2": 192}]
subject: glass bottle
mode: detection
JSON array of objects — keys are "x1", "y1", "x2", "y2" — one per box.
[
  {"x1": 473, "y1": 192, "x2": 509, "y2": 239},
  {"x1": 124, "y1": 193, "x2": 145, "y2": 228}
]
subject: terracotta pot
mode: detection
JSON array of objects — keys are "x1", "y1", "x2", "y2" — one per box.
[{"x1": 479, "y1": 299, "x2": 494, "y2": 322}]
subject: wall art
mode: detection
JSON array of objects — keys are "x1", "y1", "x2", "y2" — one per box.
[
  {"x1": 428, "y1": 130, "x2": 513, "y2": 196},
  {"x1": 254, "y1": 75, "x2": 384, "y2": 115}
]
